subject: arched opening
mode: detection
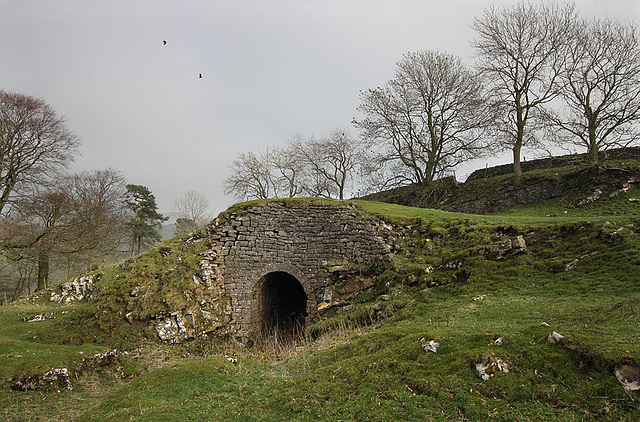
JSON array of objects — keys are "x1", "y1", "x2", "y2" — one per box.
[{"x1": 258, "y1": 271, "x2": 308, "y2": 339}]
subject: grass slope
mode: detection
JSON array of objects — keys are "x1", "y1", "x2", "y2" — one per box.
[{"x1": 2, "y1": 175, "x2": 640, "y2": 421}]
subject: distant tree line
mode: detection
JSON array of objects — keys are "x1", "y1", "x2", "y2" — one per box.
[
  {"x1": 0, "y1": 90, "x2": 212, "y2": 300},
  {"x1": 225, "y1": 1, "x2": 640, "y2": 199}
]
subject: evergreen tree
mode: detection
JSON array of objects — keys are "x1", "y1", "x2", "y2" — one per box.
[{"x1": 124, "y1": 184, "x2": 167, "y2": 256}]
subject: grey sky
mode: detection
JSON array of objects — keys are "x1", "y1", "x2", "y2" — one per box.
[{"x1": 1, "y1": 0, "x2": 639, "y2": 213}]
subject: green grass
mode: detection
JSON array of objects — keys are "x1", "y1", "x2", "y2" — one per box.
[{"x1": 2, "y1": 176, "x2": 640, "y2": 420}]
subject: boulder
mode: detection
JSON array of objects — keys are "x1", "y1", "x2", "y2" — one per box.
[
  {"x1": 50, "y1": 275, "x2": 98, "y2": 304},
  {"x1": 488, "y1": 235, "x2": 526, "y2": 260}
]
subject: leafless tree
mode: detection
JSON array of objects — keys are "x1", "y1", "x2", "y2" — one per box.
[
  {"x1": 172, "y1": 190, "x2": 212, "y2": 235},
  {"x1": 0, "y1": 90, "x2": 80, "y2": 216},
  {"x1": 223, "y1": 150, "x2": 275, "y2": 201},
  {"x1": 355, "y1": 50, "x2": 491, "y2": 187},
  {"x1": 269, "y1": 143, "x2": 305, "y2": 199},
  {"x1": 472, "y1": 2, "x2": 577, "y2": 187},
  {"x1": 548, "y1": 17, "x2": 640, "y2": 164},
  {"x1": 290, "y1": 129, "x2": 363, "y2": 200},
  {"x1": 4, "y1": 169, "x2": 127, "y2": 291}
]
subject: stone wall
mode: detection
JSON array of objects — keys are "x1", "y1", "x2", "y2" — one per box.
[
  {"x1": 466, "y1": 147, "x2": 640, "y2": 181},
  {"x1": 199, "y1": 201, "x2": 396, "y2": 338}
]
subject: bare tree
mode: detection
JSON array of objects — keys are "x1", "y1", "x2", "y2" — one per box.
[
  {"x1": 269, "y1": 144, "x2": 305, "y2": 199},
  {"x1": 223, "y1": 150, "x2": 275, "y2": 201},
  {"x1": 549, "y1": 17, "x2": 640, "y2": 164},
  {"x1": 10, "y1": 169, "x2": 127, "y2": 290},
  {"x1": 172, "y1": 190, "x2": 212, "y2": 235},
  {"x1": 291, "y1": 129, "x2": 363, "y2": 200},
  {"x1": 355, "y1": 50, "x2": 490, "y2": 187},
  {"x1": 472, "y1": 2, "x2": 577, "y2": 187},
  {"x1": 0, "y1": 90, "x2": 80, "y2": 216}
]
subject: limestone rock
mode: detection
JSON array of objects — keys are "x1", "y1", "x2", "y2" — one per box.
[
  {"x1": 23, "y1": 312, "x2": 55, "y2": 323},
  {"x1": 548, "y1": 331, "x2": 565, "y2": 344},
  {"x1": 155, "y1": 312, "x2": 191, "y2": 343},
  {"x1": 475, "y1": 354, "x2": 510, "y2": 380},
  {"x1": 615, "y1": 365, "x2": 640, "y2": 392},
  {"x1": 11, "y1": 368, "x2": 72, "y2": 392},
  {"x1": 488, "y1": 235, "x2": 526, "y2": 260},
  {"x1": 489, "y1": 337, "x2": 504, "y2": 346},
  {"x1": 73, "y1": 350, "x2": 124, "y2": 378},
  {"x1": 50, "y1": 275, "x2": 98, "y2": 304},
  {"x1": 420, "y1": 338, "x2": 439, "y2": 353}
]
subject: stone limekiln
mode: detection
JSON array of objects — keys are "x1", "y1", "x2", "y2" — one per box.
[{"x1": 194, "y1": 201, "x2": 396, "y2": 340}]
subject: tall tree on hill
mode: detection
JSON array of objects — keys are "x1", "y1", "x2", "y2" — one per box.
[
  {"x1": 124, "y1": 184, "x2": 167, "y2": 257},
  {"x1": 472, "y1": 2, "x2": 576, "y2": 187},
  {"x1": 0, "y1": 90, "x2": 80, "y2": 217},
  {"x1": 549, "y1": 17, "x2": 640, "y2": 165},
  {"x1": 355, "y1": 50, "x2": 490, "y2": 187}
]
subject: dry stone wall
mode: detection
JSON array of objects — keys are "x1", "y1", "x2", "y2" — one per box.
[{"x1": 198, "y1": 201, "x2": 396, "y2": 338}]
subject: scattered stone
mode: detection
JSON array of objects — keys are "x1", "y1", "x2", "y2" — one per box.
[
  {"x1": 548, "y1": 331, "x2": 565, "y2": 344},
  {"x1": 577, "y1": 188, "x2": 602, "y2": 207},
  {"x1": 420, "y1": 338, "x2": 439, "y2": 353},
  {"x1": 73, "y1": 350, "x2": 124, "y2": 378},
  {"x1": 488, "y1": 235, "x2": 526, "y2": 260},
  {"x1": 565, "y1": 251, "x2": 599, "y2": 271},
  {"x1": 23, "y1": 312, "x2": 55, "y2": 323},
  {"x1": 475, "y1": 354, "x2": 510, "y2": 380},
  {"x1": 489, "y1": 337, "x2": 504, "y2": 346},
  {"x1": 11, "y1": 368, "x2": 72, "y2": 392},
  {"x1": 615, "y1": 365, "x2": 640, "y2": 392}
]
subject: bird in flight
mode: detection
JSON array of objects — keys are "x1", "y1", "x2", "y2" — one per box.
[
  {"x1": 163, "y1": 40, "x2": 167, "y2": 45},
  {"x1": 198, "y1": 73, "x2": 203, "y2": 79}
]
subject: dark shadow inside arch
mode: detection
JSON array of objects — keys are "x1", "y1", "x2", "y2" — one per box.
[{"x1": 259, "y1": 271, "x2": 308, "y2": 340}]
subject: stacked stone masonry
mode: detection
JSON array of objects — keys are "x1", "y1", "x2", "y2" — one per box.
[{"x1": 199, "y1": 201, "x2": 396, "y2": 338}]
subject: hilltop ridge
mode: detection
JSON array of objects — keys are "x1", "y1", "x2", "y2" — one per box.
[{"x1": 364, "y1": 147, "x2": 640, "y2": 214}]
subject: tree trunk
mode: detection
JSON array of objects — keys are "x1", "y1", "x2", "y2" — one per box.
[
  {"x1": 588, "y1": 124, "x2": 599, "y2": 165},
  {"x1": 36, "y1": 250, "x2": 50, "y2": 291},
  {"x1": 513, "y1": 141, "x2": 524, "y2": 188}
]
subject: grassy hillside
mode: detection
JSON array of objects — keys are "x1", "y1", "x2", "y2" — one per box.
[{"x1": 1, "y1": 172, "x2": 640, "y2": 420}]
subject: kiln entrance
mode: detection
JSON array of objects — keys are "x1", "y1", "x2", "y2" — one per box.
[{"x1": 258, "y1": 271, "x2": 308, "y2": 338}]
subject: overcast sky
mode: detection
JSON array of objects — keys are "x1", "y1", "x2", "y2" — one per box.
[{"x1": 1, "y1": 0, "x2": 639, "y2": 214}]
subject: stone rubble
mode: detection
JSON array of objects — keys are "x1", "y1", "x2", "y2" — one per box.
[
  {"x1": 11, "y1": 368, "x2": 72, "y2": 392},
  {"x1": 615, "y1": 365, "x2": 640, "y2": 392},
  {"x1": 475, "y1": 354, "x2": 510, "y2": 380},
  {"x1": 50, "y1": 275, "x2": 99, "y2": 304}
]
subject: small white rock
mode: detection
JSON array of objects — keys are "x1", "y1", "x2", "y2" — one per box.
[
  {"x1": 420, "y1": 338, "x2": 439, "y2": 353},
  {"x1": 548, "y1": 331, "x2": 564, "y2": 344}
]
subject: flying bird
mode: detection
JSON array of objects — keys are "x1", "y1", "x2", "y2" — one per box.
[
  {"x1": 163, "y1": 40, "x2": 167, "y2": 45},
  {"x1": 198, "y1": 73, "x2": 203, "y2": 79}
]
